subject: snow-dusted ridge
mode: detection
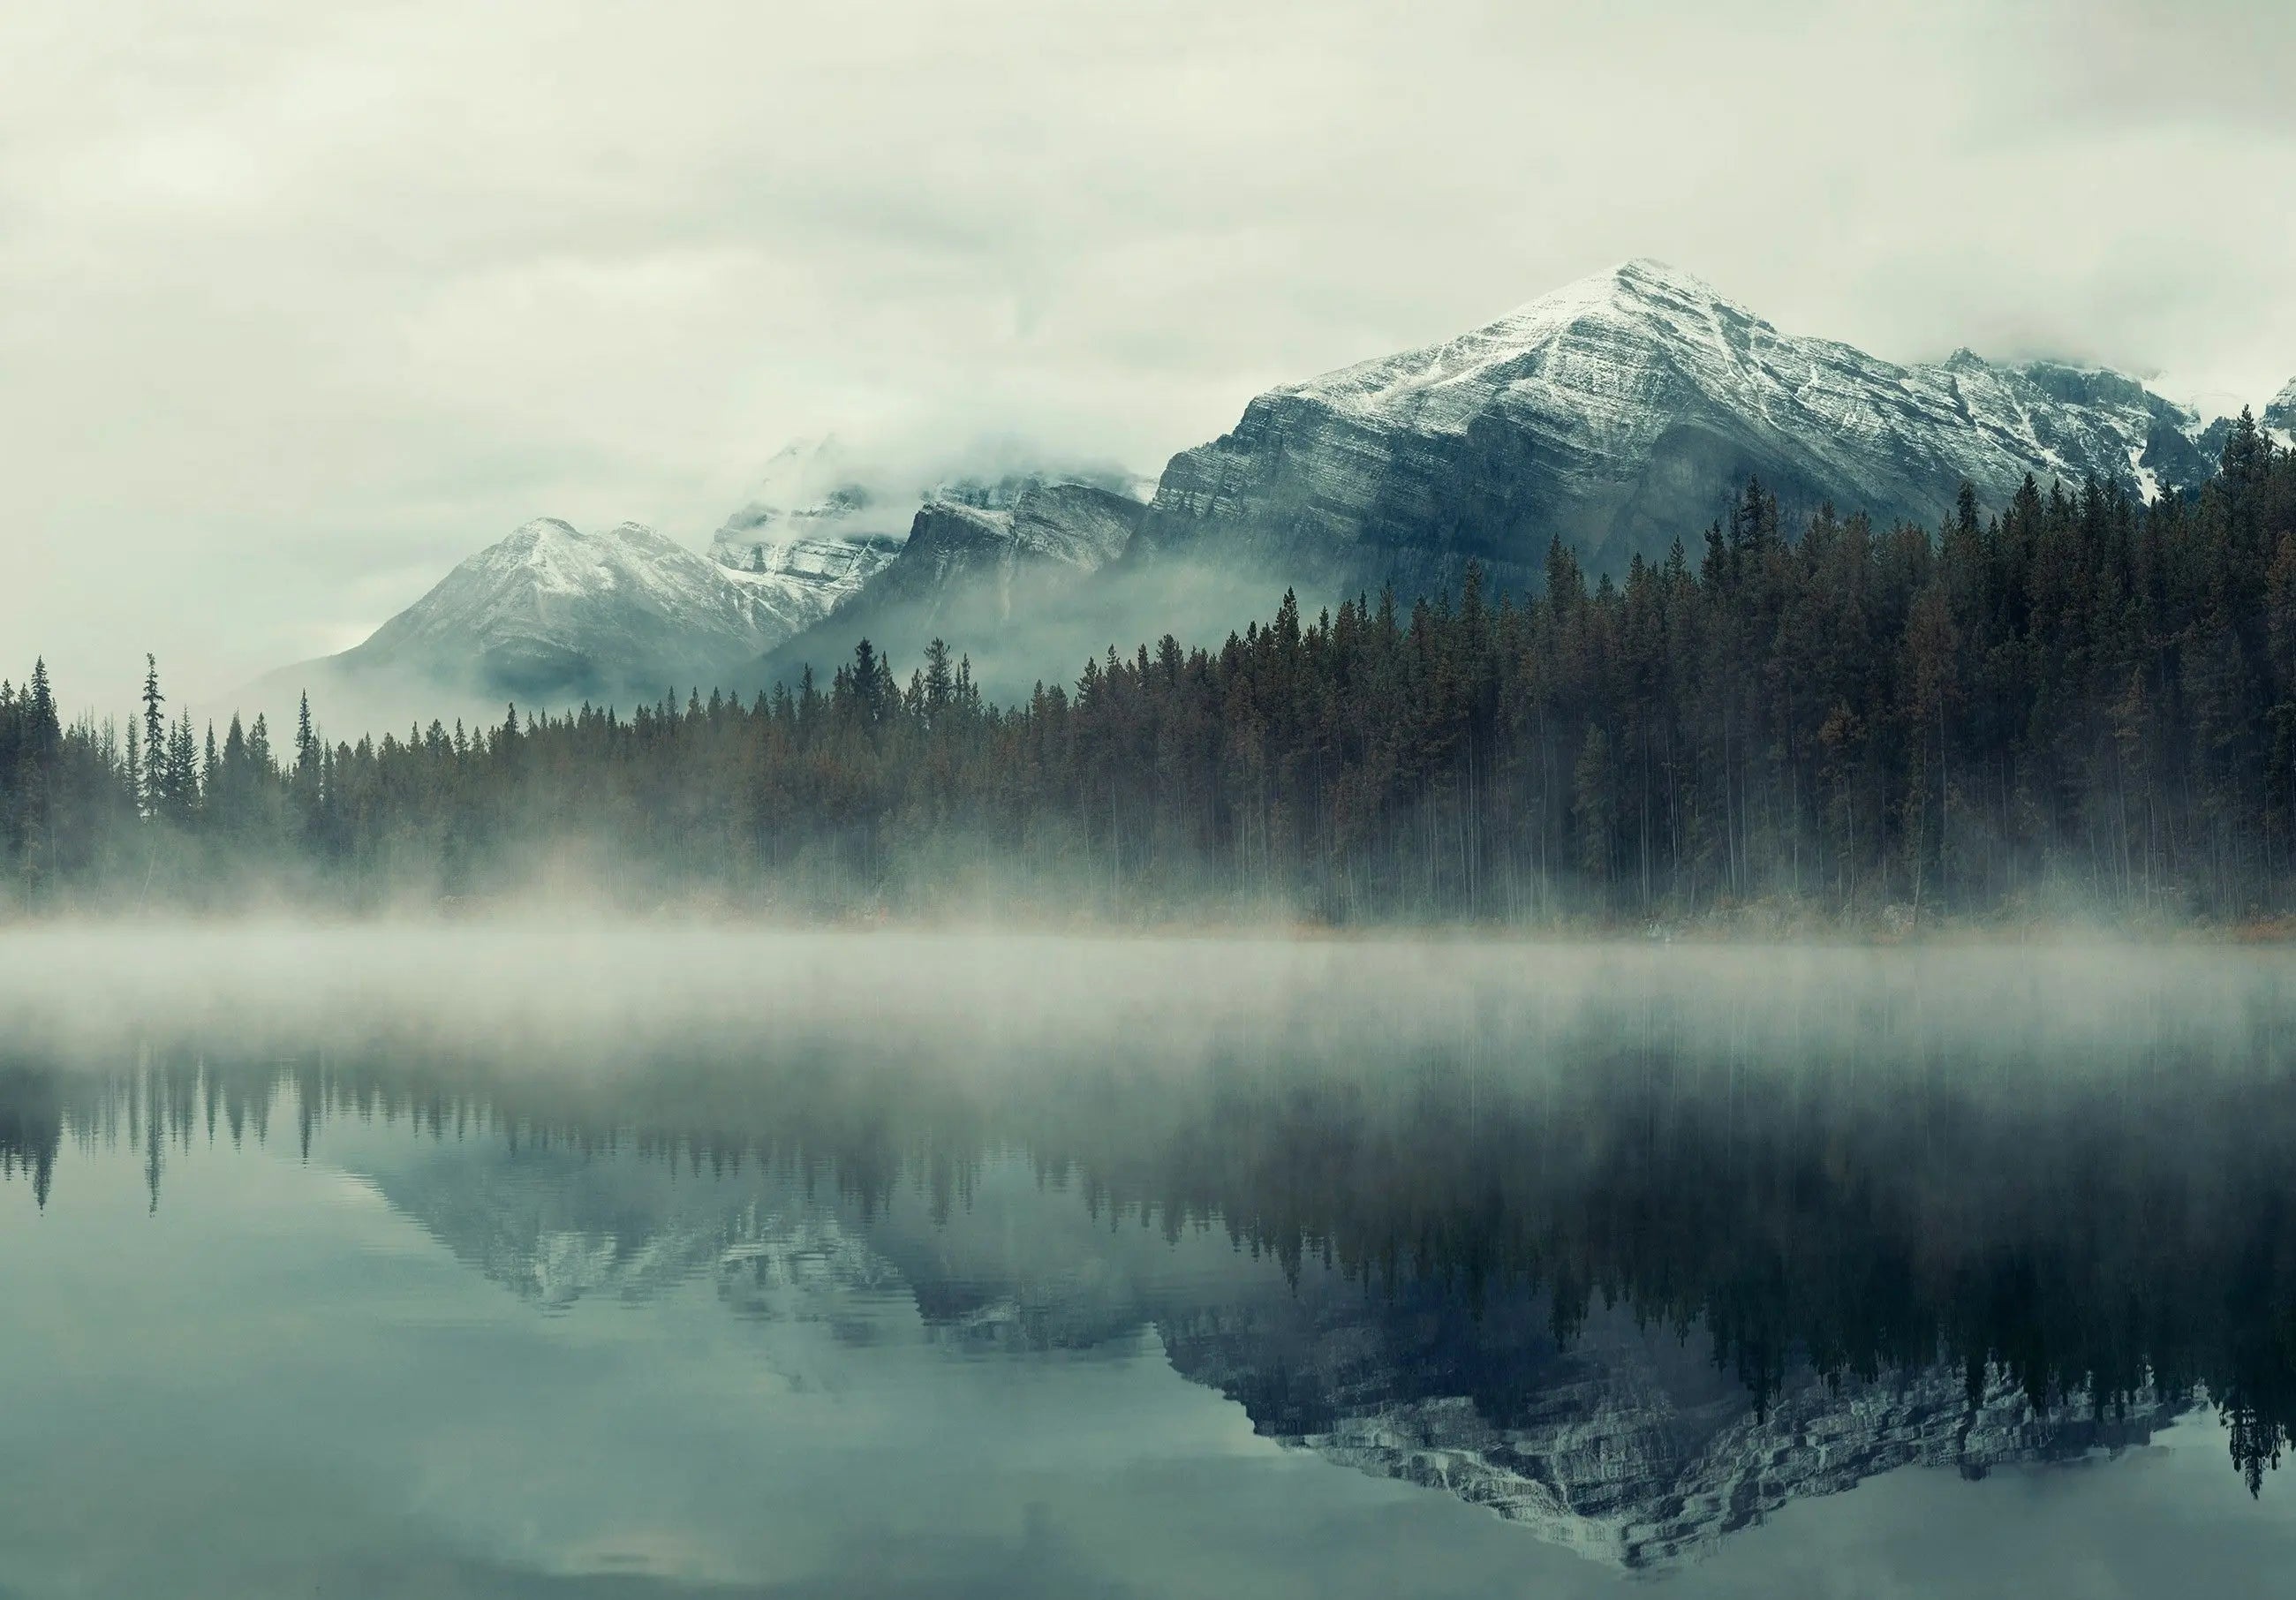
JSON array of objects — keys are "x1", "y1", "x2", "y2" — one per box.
[
  {"x1": 2267, "y1": 376, "x2": 2296, "y2": 449},
  {"x1": 716, "y1": 532, "x2": 903, "y2": 641},
  {"x1": 1287, "y1": 260, "x2": 2208, "y2": 493},
  {"x1": 1142, "y1": 258, "x2": 2244, "y2": 593},
  {"x1": 351, "y1": 517, "x2": 794, "y2": 679},
  {"x1": 244, "y1": 516, "x2": 840, "y2": 735}
]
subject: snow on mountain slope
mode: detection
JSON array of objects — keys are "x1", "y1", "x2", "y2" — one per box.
[
  {"x1": 718, "y1": 532, "x2": 903, "y2": 639},
  {"x1": 706, "y1": 437, "x2": 915, "y2": 561},
  {"x1": 251, "y1": 275, "x2": 2282, "y2": 734},
  {"x1": 247, "y1": 517, "x2": 813, "y2": 735},
  {"x1": 2268, "y1": 377, "x2": 2296, "y2": 447},
  {"x1": 350, "y1": 517, "x2": 789, "y2": 687},
  {"x1": 1140, "y1": 259, "x2": 2224, "y2": 592},
  {"x1": 706, "y1": 437, "x2": 910, "y2": 632}
]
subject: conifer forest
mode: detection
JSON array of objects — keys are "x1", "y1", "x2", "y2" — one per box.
[{"x1": 5, "y1": 417, "x2": 2294, "y2": 925}]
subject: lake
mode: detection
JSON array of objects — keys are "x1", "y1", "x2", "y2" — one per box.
[{"x1": 3, "y1": 929, "x2": 2293, "y2": 1597}]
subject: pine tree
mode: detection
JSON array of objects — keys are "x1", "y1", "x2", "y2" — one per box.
[{"x1": 140, "y1": 655, "x2": 166, "y2": 818}]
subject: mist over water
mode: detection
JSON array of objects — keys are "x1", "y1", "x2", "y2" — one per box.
[
  {"x1": 5, "y1": 925, "x2": 2286, "y2": 1065},
  {"x1": 3, "y1": 929, "x2": 2295, "y2": 1594}
]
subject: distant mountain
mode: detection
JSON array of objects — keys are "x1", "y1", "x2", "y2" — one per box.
[
  {"x1": 706, "y1": 437, "x2": 914, "y2": 570},
  {"x1": 707, "y1": 436, "x2": 1150, "y2": 580},
  {"x1": 853, "y1": 483, "x2": 1141, "y2": 612},
  {"x1": 714, "y1": 531, "x2": 903, "y2": 638},
  {"x1": 2268, "y1": 377, "x2": 2296, "y2": 438},
  {"x1": 1135, "y1": 259, "x2": 2228, "y2": 596},
  {"x1": 249, "y1": 517, "x2": 806, "y2": 733},
  {"x1": 751, "y1": 479, "x2": 1157, "y2": 696}
]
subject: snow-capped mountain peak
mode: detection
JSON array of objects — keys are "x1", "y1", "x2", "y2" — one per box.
[
  {"x1": 1284, "y1": 258, "x2": 1755, "y2": 433},
  {"x1": 359, "y1": 517, "x2": 769, "y2": 662},
  {"x1": 245, "y1": 517, "x2": 818, "y2": 731},
  {"x1": 1144, "y1": 259, "x2": 2232, "y2": 591}
]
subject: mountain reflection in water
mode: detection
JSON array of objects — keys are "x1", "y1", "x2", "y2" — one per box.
[{"x1": 2, "y1": 938, "x2": 2294, "y2": 1588}]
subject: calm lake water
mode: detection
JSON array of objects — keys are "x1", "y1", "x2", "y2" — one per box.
[{"x1": 4, "y1": 930, "x2": 2295, "y2": 1597}]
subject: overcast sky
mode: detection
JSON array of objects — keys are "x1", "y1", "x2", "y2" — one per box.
[{"x1": 4, "y1": 0, "x2": 2293, "y2": 705}]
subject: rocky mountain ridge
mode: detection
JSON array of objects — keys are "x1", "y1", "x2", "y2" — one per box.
[{"x1": 1136, "y1": 258, "x2": 2238, "y2": 595}]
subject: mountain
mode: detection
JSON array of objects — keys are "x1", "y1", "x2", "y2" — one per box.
[
  {"x1": 707, "y1": 437, "x2": 910, "y2": 578},
  {"x1": 863, "y1": 483, "x2": 1142, "y2": 609},
  {"x1": 708, "y1": 437, "x2": 1152, "y2": 584},
  {"x1": 751, "y1": 479, "x2": 1159, "y2": 696},
  {"x1": 706, "y1": 437, "x2": 1148, "y2": 557},
  {"x1": 714, "y1": 531, "x2": 903, "y2": 638},
  {"x1": 1135, "y1": 258, "x2": 2226, "y2": 596},
  {"x1": 2268, "y1": 377, "x2": 2296, "y2": 439},
  {"x1": 249, "y1": 517, "x2": 807, "y2": 733}
]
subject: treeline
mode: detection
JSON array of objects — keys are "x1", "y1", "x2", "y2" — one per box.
[{"x1": 5, "y1": 411, "x2": 2295, "y2": 922}]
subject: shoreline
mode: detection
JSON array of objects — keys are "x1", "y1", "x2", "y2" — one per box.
[{"x1": 1, "y1": 899, "x2": 2292, "y2": 947}]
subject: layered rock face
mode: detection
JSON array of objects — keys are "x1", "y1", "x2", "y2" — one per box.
[
  {"x1": 705, "y1": 442, "x2": 1157, "y2": 655},
  {"x1": 1137, "y1": 259, "x2": 2224, "y2": 596},
  {"x1": 863, "y1": 483, "x2": 1141, "y2": 614}
]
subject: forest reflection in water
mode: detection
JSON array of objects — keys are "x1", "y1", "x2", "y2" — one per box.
[{"x1": 3, "y1": 932, "x2": 2296, "y2": 1588}]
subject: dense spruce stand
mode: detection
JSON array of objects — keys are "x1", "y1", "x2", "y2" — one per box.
[{"x1": 5, "y1": 419, "x2": 2293, "y2": 923}]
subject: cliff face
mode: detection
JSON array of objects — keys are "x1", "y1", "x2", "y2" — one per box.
[
  {"x1": 1137, "y1": 259, "x2": 2222, "y2": 597},
  {"x1": 864, "y1": 484, "x2": 1139, "y2": 612}
]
